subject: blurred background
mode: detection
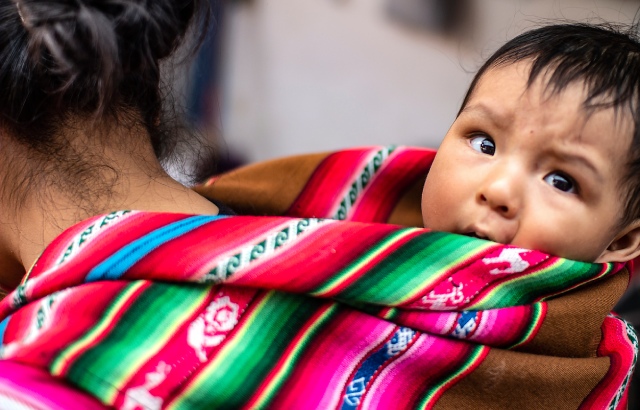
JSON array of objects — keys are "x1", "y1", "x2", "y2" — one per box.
[
  {"x1": 181, "y1": 1, "x2": 640, "y2": 407},
  {"x1": 187, "y1": 0, "x2": 640, "y2": 163}
]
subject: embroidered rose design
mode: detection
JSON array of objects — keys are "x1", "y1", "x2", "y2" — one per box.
[
  {"x1": 204, "y1": 297, "x2": 239, "y2": 333},
  {"x1": 188, "y1": 295, "x2": 240, "y2": 363}
]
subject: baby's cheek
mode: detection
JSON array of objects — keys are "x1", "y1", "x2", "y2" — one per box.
[{"x1": 421, "y1": 194, "x2": 453, "y2": 231}]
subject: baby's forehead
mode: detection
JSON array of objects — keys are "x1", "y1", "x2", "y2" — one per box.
[
  {"x1": 472, "y1": 61, "x2": 636, "y2": 130},
  {"x1": 463, "y1": 61, "x2": 634, "y2": 181}
]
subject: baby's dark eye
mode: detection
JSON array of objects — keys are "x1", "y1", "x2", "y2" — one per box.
[
  {"x1": 469, "y1": 135, "x2": 495, "y2": 155},
  {"x1": 544, "y1": 172, "x2": 576, "y2": 193}
]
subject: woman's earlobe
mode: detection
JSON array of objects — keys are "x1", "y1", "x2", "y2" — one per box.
[{"x1": 596, "y1": 220, "x2": 640, "y2": 263}]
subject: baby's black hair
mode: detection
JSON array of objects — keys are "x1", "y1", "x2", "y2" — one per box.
[{"x1": 460, "y1": 23, "x2": 640, "y2": 228}]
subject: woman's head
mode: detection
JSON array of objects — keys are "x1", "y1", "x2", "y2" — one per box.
[
  {"x1": 1, "y1": 0, "x2": 204, "y2": 158},
  {"x1": 0, "y1": 0, "x2": 209, "y2": 216},
  {"x1": 0, "y1": 1, "x2": 217, "y2": 287}
]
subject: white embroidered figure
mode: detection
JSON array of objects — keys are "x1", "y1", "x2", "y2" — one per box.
[
  {"x1": 482, "y1": 248, "x2": 530, "y2": 275},
  {"x1": 387, "y1": 327, "x2": 416, "y2": 355},
  {"x1": 188, "y1": 296, "x2": 240, "y2": 363},
  {"x1": 421, "y1": 282, "x2": 465, "y2": 310},
  {"x1": 122, "y1": 361, "x2": 170, "y2": 410},
  {"x1": 343, "y1": 377, "x2": 367, "y2": 406}
]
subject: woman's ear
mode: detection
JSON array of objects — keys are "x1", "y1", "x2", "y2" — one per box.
[{"x1": 597, "y1": 220, "x2": 640, "y2": 263}]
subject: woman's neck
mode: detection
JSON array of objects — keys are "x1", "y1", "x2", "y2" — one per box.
[{"x1": 0, "y1": 117, "x2": 219, "y2": 289}]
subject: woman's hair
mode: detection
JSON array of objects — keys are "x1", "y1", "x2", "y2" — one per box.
[
  {"x1": 459, "y1": 23, "x2": 640, "y2": 228},
  {"x1": 0, "y1": 0, "x2": 206, "y2": 163}
]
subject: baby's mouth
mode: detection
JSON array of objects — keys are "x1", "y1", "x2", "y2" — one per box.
[{"x1": 464, "y1": 231, "x2": 489, "y2": 240}]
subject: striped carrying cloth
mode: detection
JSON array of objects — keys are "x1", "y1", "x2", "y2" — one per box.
[{"x1": 0, "y1": 146, "x2": 636, "y2": 409}]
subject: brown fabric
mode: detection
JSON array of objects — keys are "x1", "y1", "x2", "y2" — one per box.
[
  {"x1": 199, "y1": 151, "x2": 426, "y2": 226},
  {"x1": 387, "y1": 175, "x2": 425, "y2": 227},
  {"x1": 195, "y1": 152, "x2": 330, "y2": 216},
  {"x1": 519, "y1": 272, "x2": 629, "y2": 358},
  {"x1": 436, "y1": 351, "x2": 609, "y2": 409}
]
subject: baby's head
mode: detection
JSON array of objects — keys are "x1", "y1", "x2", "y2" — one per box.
[{"x1": 422, "y1": 23, "x2": 640, "y2": 263}]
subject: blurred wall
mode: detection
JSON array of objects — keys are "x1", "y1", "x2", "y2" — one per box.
[{"x1": 220, "y1": 0, "x2": 640, "y2": 162}]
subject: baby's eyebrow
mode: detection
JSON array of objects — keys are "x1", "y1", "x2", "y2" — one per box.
[
  {"x1": 459, "y1": 103, "x2": 510, "y2": 129},
  {"x1": 551, "y1": 150, "x2": 603, "y2": 182}
]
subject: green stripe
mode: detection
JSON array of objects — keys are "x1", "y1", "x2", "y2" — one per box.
[
  {"x1": 469, "y1": 259, "x2": 603, "y2": 309},
  {"x1": 173, "y1": 292, "x2": 325, "y2": 408},
  {"x1": 311, "y1": 228, "x2": 417, "y2": 295},
  {"x1": 338, "y1": 232, "x2": 486, "y2": 305},
  {"x1": 254, "y1": 304, "x2": 340, "y2": 408},
  {"x1": 66, "y1": 282, "x2": 210, "y2": 401}
]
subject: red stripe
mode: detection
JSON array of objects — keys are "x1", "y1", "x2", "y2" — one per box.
[
  {"x1": 164, "y1": 291, "x2": 271, "y2": 405},
  {"x1": 27, "y1": 214, "x2": 189, "y2": 297},
  {"x1": 316, "y1": 229, "x2": 423, "y2": 298},
  {"x1": 126, "y1": 217, "x2": 291, "y2": 281},
  {"x1": 579, "y1": 315, "x2": 635, "y2": 409},
  {"x1": 52, "y1": 281, "x2": 152, "y2": 376},
  {"x1": 228, "y1": 223, "x2": 400, "y2": 292},
  {"x1": 114, "y1": 286, "x2": 258, "y2": 409},
  {"x1": 287, "y1": 148, "x2": 383, "y2": 218},
  {"x1": 349, "y1": 148, "x2": 435, "y2": 223},
  {"x1": 242, "y1": 302, "x2": 336, "y2": 409}
]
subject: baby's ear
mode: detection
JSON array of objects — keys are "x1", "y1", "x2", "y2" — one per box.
[{"x1": 597, "y1": 220, "x2": 640, "y2": 263}]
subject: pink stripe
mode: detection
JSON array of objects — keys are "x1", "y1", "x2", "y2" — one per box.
[
  {"x1": 0, "y1": 360, "x2": 107, "y2": 409},
  {"x1": 268, "y1": 309, "x2": 397, "y2": 408},
  {"x1": 580, "y1": 315, "x2": 636, "y2": 409},
  {"x1": 362, "y1": 334, "x2": 475, "y2": 409}
]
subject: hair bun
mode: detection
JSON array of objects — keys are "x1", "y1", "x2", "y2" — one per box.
[{"x1": 17, "y1": 0, "x2": 197, "y2": 110}]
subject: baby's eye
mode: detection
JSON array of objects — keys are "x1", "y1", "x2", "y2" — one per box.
[
  {"x1": 544, "y1": 172, "x2": 576, "y2": 193},
  {"x1": 469, "y1": 135, "x2": 496, "y2": 155}
]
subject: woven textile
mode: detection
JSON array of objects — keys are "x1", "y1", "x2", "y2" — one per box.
[{"x1": 0, "y1": 146, "x2": 636, "y2": 409}]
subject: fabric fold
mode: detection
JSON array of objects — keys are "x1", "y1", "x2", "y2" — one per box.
[{"x1": 0, "y1": 146, "x2": 635, "y2": 409}]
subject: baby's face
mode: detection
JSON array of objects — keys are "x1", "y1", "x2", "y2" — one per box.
[{"x1": 422, "y1": 61, "x2": 633, "y2": 262}]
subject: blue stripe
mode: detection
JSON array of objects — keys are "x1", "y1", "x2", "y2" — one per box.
[
  {"x1": 341, "y1": 327, "x2": 416, "y2": 409},
  {"x1": 0, "y1": 316, "x2": 10, "y2": 345},
  {"x1": 86, "y1": 215, "x2": 228, "y2": 282}
]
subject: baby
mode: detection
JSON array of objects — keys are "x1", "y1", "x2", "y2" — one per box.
[{"x1": 422, "y1": 23, "x2": 640, "y2": 263}]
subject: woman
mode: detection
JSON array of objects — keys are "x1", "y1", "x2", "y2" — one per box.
[
  {"x1": 0, "y1": 0, "x2": 219, "y2": 290},
  {"x1": 0, "y1": 1, "x2": 634, "y2": 408}
]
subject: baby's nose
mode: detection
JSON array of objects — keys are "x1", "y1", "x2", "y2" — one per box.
[{"x1": 477, "y1": 169, "x2": 521, "y2": 218}]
